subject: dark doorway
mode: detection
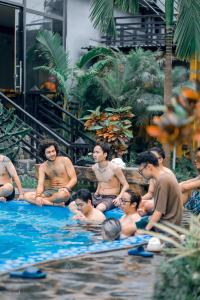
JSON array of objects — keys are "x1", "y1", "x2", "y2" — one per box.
[{"x1": 0, "y1": 4, "x2": 23, "y2": 92}]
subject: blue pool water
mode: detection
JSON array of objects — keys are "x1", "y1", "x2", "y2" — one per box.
[{"x1": 0, "y1": 201, "x2": 150, "y2": 272}]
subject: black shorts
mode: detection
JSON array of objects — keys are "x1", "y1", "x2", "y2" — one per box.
[{"x1": 0, "y1": 184, "x2": 15, "y2": 201}]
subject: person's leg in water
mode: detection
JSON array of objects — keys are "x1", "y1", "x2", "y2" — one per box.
[{"x1": 0, "y1": 183, "x2": 14, "y2": 201}]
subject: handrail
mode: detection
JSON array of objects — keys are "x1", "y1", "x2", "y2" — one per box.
[
  {"x1": 0, "y1": 92, "x2": 71, "y2": 148},
  {"x1": 39, "y1": 94, "x2": 95, "y2": 144},
  {"x1": 40, "y1": 94, "x2": 84, "y2": 126}
]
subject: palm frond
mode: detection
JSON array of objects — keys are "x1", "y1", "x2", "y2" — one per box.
[
  {"x1": 90, "y1": 0, "x2": 138, "y2": 36},
  {"x1": 35, "y1": 30, "x2": 71, "y2": 80},
  {"x1": 90, "y1": 0, "x2": 116, "y2": 36},
  {"x1": 174, "y1": 0, "x2": 200, "y2": 60},
  {"x1": 77, "y1": 47, "x2": 118, "y2": 68}
]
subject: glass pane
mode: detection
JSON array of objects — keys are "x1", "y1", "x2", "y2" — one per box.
[
  {"x1": 27, "y1": 0, "x2": 63, "y2": 17},
  {"x1": 26, "y1": 13, "x2": 52, "y2": 90}
]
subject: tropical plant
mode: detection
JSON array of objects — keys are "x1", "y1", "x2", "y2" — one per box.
[
  {"x1": 89, "y1": 0, "x2": 200, "y2": 102},
  {"x1": 83, "y1": 106, "x2": 133, "y2": 155},
  {"x1": 0, "y1": 102, "x2": 30, "y2": 160},
  {"x1": 147, "y1": 81, "x2": 200, "y2": 146},
  {"x1": 34, "y1": 30, "x2": 71, "y2": 111},
  {"x1": 138, "y1": 216, "x2": 200, "y2": 300},
  {"x1": 74, "y1": 47, "x2": 163, "y2": 125}
]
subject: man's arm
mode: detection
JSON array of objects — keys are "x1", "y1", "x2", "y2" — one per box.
[
  {"x1": 142, "y1": 179, "x2": 155, "y2": 200},
  {"x1": 36, "y1": 165, "x2": 45, "y2": 197},
  {"x1": 146, "y1": 210, "x2": 162, "y2": 230},
  {"x1": 63, "y1": 157, "x2": 77, "y2": 190},
  {"x1": 113, "y1": 167, "x2": 129, "y2": 204},
  {"x1": 6, "y1": 160, "x2": 24, "y2": 197},
  {"x1": 179, "y1": 177, "x2": 200, "y2": 192}
]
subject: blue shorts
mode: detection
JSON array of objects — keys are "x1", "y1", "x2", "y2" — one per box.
[{"x1": 184, "y1": 191, "x2": 200, "y2": 215}]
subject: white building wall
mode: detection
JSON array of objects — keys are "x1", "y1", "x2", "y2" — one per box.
[
  {"x1": 66, "y1": 0, "x2": 101, "y2": 65},
  {"x1": 66, "y1": 0, "x2": 133, "y2": 65}
]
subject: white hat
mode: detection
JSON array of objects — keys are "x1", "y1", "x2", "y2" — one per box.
[{"x1": 146, "y1": 237, "x2": 162, "y2": 252}]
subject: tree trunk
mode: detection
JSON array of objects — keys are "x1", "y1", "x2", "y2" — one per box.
[{"x1": 163, "y1": 25, "x2": 174, "y2": 167}]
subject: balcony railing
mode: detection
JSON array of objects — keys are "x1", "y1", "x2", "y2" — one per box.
[{"x1": 101, "y1": 15, "x2": 175, "y2": 49}]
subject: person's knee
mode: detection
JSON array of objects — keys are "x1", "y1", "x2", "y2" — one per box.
[
  {"x1": 0, "y1": 183, "x2": 13, "y2": 196},
  {"x1": 56, "y1": 190, "x2": 69, "y2": 201},
  {"x1": 96, "y1": 203, "x2": 107, "y2": 212}
]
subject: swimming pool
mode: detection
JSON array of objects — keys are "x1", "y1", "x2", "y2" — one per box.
[{"x1": 0, "y1": 201, "x2": 150, "y2": 273}]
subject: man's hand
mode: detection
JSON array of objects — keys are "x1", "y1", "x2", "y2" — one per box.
[
  {"x1": 59, "y1": 187, "x2": 70, "y2": 198},
  {"x1": 112, "y1": 196, "x2": 121, "y2": 206},
  {"x1": 18, "y1": 193, "x2": 24, "y2": 200},
  {"x1": 73, "y1": 213, "x2": 87, "y2": 221}
]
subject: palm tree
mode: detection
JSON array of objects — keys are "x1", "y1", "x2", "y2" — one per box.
[
  {"x1": 34, "y1": 30, "x2": 71, "y2": 111},
  {"x1": 90, "y1": 0, "x2": 200, "y2": 104}
]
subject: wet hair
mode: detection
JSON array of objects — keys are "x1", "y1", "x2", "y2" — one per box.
[
  {"x1": 94, "y1": 143, "x2": 110, "y2": 160},
  {"x1": 150, "y1": 147, "x2": 165, "y2": 159},
  {"x1": 125, "y1": 189, "x2": 141, "y2": 209},
  {"x1": 72, "y1": 189, "x2": 92, "y2": 204},
  {"x1": 101, "y1": 218, "x2": 121, "y2": 241},
  {"x1": 39, "y1": 139, "x2": 59, "y2": 160},
  {"x1": 136, "y1": 151, "x2": 159, "y2": 167}
]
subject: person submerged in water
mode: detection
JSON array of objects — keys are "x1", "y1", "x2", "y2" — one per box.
[
  {"x1": 0, "y1": 155, "x2": 24, "y2": 201},
  {"x1": 120, "y1": 189, "x2": 141, "y2": 237},
  {"x1": 72, "y1": 189, "x2": 106, "y2": 224},
  {"x1": 24, "y1": 139, "x2": 77, "y2": 206}
]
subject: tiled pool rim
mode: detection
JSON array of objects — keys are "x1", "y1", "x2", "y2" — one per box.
[{"x1": 0, "y1": 201, "x2": 150, "y2": 274}]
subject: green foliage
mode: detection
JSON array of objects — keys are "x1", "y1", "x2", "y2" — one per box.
[
  {"x1": 175, "y1": 157, "x2": 197, "y2": 182},
  {"x1": 175, "y1": 0, "x2": 200, "y2": 61},
  {"x1": 90, "y1": 0, "x2": 139, "y2": 36},
  {"x1": 34, "y1": 30, "x2": 71, "y2": 109},
  {"x1": 84, "y1": 106, "x2": 133, "y2": 154},
  {"x1": 150, "y1": 217, "x2": 200, "y2": 300},
  {"x1": 0, "y1": 102, "x2": 30, "y2": 160}
]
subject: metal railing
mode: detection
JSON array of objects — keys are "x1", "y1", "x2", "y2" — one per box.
[
  {"x1": 0, "y1": 92, "x2": 94, "y2": 163},
  {"x1": 102, "y1": 15, "x2": 168, "y2": 48}
]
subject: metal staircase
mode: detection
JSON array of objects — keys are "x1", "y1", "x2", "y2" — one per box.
[
  {"x1": 0, "y1": 92, "x2": 95, "y2": 163},
  {"x1": 140, "y1": 0, "x2": 178, "y2": 18}
]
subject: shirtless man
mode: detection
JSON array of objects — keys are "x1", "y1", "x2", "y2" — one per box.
[
  {"x1": 179, "y1": 147, "x2": 200, "y2": 215},
  {"x1": 24, "y1": 140, "x2": 77, "y2": 206},
  {"x1": 0, "y1": 155, "x2": 24, "y2": 201},
  {"x1": 72, "y1": 189, "x2": 106, "y2": 224},
  {"x1": 120, "y1": 189, "x2": 141, "y2": 237},
  {"x1": 92, "y1": 143, "x2": 129, "y2": 212}
]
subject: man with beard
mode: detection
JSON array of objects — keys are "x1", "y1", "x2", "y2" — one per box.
[
  {"x1": 179, "y1": 147, "x2": 200, "y2": 215},
  {"x1": 24, "y1": 139, "x2": 77, "y2": 206}
]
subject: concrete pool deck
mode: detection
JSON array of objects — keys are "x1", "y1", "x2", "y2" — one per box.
[{"x1": 0, "y1": 249, "x2": 162, "y2": 300}]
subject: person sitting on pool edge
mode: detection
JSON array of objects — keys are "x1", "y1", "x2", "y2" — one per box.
[
  {"x1": 179, "y1": 147, "x2": 200, "y2": 215},
  {"x1": 24, "y1": 139, "x2": 77, "y2": 206},
  {"x1": 120, "y1": 189, "x2": 141, "y2": 237},
  {"x1": 0, "y1": 154, "x2": 24, "y2": 201},
  {"x1": 72, "y1": 189, "x2": 106, "y2": 224},
  {"x1": 138, "y1": 146, "x2": 176, "y2": 215},
  {"x1": 92, "y1": 143, "x2": 129, "y2": 211},
  {"x1": 136, "y1": 151, "x2": 182, "y2": 230},
  {"x1": 69, "y1": 143, "x2": 129, "y2": 213}
]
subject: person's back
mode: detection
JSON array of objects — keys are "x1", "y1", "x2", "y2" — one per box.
[{"x1": 154, "y1": 173, "x2": 182, "y2": 225}]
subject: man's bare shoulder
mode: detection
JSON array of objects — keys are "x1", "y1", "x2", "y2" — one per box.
[{"x1": 59, "y1": 156, "x2": 73, "y2": 164}]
